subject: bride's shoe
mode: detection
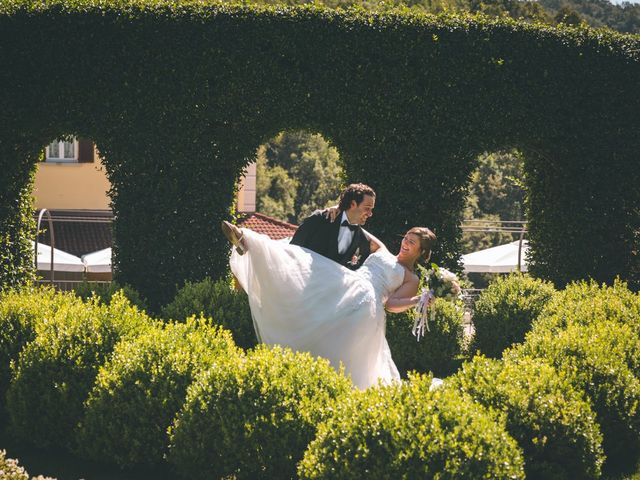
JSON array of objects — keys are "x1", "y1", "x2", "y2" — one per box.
[{"x1": 221, "y1": 221, "x2": 245, "y2": 255}]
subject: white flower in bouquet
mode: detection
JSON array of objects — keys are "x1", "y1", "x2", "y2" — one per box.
[{"x1": 427, "y1": 264, "x2": 462, "y2": 302}]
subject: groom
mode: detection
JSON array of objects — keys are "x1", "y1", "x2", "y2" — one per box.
[{"x1": 290, "y1": 183, "x2": 375, "y2": 270}]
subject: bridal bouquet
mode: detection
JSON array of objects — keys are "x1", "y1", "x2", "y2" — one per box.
[{"x1": 412, "y1": 263, "x2": 463, "y2": 341}]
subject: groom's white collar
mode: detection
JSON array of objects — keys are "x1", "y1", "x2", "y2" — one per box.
[{"x1": 341, "y1": 211, "x2": 357, "y2": 226}]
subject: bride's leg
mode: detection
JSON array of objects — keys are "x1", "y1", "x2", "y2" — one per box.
[{"x1": 221, "y1": 221, "x2": 246, "y2": 255}]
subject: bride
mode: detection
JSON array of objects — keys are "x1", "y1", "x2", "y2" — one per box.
[{"x1": 222, "y1": 221, "x2": 436, "y2": 390}]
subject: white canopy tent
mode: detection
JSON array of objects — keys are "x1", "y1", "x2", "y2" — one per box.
[
  {"x1": 82, "y1": 247, "x2": 112, "y2": 273},
  {"x1": 461, "y1": 240, "x2": 529, "y2": 273},
  {"x1": 32, "y1": 241, "x2": 85, "y2": 272}
]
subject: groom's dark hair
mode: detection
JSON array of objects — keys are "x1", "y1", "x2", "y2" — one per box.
[{"x1": 339, "y1": 183, "x2": 376, "y2": 211}]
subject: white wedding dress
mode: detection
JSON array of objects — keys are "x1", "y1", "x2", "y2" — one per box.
[{"x1": 230, "y1": 228, "x2": 403, "y2": 390}]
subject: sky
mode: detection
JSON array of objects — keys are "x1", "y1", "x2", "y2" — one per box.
[{"x1": 609, "y1": 0, "x2": 640, "y2": 4}]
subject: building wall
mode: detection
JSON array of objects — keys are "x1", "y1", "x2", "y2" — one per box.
[
  {"x1": 237, "y1": 162, "x2": 256, "y2": 213},
  {"x1": 33, "y1": 156, "x2": 111, "y2": 210},
  {"x1": 33, "y1": 153, "x2": 257, "y2": 213}
]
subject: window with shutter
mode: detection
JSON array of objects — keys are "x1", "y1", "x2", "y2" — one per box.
[
  {"x1": 45, "y1": 137, "x2": 79, "y2": 162},
  {"x1": 78, "y1": 138, "x2": 95, "y2": 163},
  {"x1": 44, "y1": 137, "x2": 95, "y2": 163}
]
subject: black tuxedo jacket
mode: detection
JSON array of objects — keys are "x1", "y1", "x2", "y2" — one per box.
[{"x1": 290, "y1": 211, "x2": 371, "y2": 270}]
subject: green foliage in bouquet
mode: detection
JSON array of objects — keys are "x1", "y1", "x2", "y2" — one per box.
[
  {"x1": 0, "y1": 286, "x2": 77, "y2": 423},
  {"x1": 471, "y1": 273, "x2": 555, "y2": 358},
  {"x1": 6, "y1": 292, "x2": 152, "y2": 450},
  {"x1": 73, "y1": 281, "x2": 147, "y2": 312},
  {"x1": 448, "y1": 355, "x2": 604, "y2": 479},
  {"x1": 299, "y1": 373, "x2": 525, "y2": 480},
  {"x1": 77, "y1": 317, "x2": 242, "y2": 468},
  {"x1": 510, "y1": 320, "x2": 640, "y2": 473},
  {"x1": 168, "y1": 344, "x2": 351, "y2": 480},
  {"x1": 161, "y1": 277, "x2": 256, "y2": 350},
  {"x1": 387, "y1": 298, "x2": 465, "y2": 378}
]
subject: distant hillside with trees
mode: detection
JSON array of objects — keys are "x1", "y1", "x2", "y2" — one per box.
[
  {"x1": 539, "y1": 0, "x2": 640, "y2": 34},
  {"x1": 234, "y1": 0, "x2": 640, "y2": 33}
]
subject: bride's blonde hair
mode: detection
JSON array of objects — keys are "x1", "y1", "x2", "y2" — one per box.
[{"x1": 407, "y1": 227, "x2": 437, "y2": 263}]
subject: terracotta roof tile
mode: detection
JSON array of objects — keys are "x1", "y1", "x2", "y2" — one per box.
[{"x1": 237, "y1": 212, "x2": 298, "y2": 241}]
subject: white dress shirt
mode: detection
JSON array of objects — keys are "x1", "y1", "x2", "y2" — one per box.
[{"x1": 338, "y1": 212, "x2": 356, "y2": 254}]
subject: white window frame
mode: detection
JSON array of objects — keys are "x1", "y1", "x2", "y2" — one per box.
[{"x1": 45, "y1": 137, "x2": 79, "y2": 163}]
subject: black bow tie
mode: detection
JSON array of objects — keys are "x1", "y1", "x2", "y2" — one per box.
[{"x1": 341, "y1": 220, "x2": 359, "y2": 231}]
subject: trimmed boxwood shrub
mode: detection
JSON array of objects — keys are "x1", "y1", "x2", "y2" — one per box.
[
  {"x1": 511, "y1": 320, "x2": 640, "y2": 472},
  {"x1": 0, "y1": 449, "x2": 30, "y2": 480},
  {"x1": 447, "y1": 355, "x2": 604, "y2": 479},
  {"x1": 77, "y1": 316, "x2": 242, "y2": 468},
  {"x1": 532, "y1": 278, "x2": 640, "y2": 335},
  {"x1": 470, "y1": 273, "x2": 555, "y2": 358},
  {"x1": 161, "y1": 277, "x2": 256, "y2": 350},
  {"x1": 0, "y1": 286, "x2": 76, "y2": 422},
  {"x1": 0, "y1": 449, "x2": 55, "y2": 480},
  {"x1": 531, "y1": 279, "x2": 640, "y2": 382},
  {"x1": 73, "y1": 281, "x2": 147, "y2": 312},
  {"x1": 168, "y1": 344, "x2": 352, "y2": 480},
  {"x1": 299, "y1": 373, "x2": 525, "y2": 479},
  {"x1": 6, "y1": 292, "x2": 152, "y2": 450},
  {"x1": 386, "y1": 298, "x2": 465, "y2": 377}
]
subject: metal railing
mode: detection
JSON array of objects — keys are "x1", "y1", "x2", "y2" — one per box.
[
  {"x1": 460, "y1": 219, "x2": 527, "y2": 234},
  {"x1": 35, "y1": 208, "x2": 55, "y2": 284},
  {"x1": 461, "y1": 219, "x2": 528, "y2": 272},
  {"x1": 35, "y1": 279, "x2": 111, "y2": 292}
]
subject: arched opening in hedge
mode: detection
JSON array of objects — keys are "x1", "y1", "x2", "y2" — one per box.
[
  {"x1": 32, "y1": 133, "x2": 105, "y2": 282},
  {"x1": 462, "y1": 148, "x2": 528, "y2": 288},
  {"x1": 1, "y1": 3, "x2": 638, "y2": 310},
  {"x1": 251, "y1": 129, "x2": 346, "y2": 225}
]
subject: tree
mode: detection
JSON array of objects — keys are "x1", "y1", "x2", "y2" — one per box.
[
  {"x1": 554, "y1": 5, "x2": 584, "y2": 25},
  {"x1": 467, "y1": 150, "x2": 526, "y2": 222},
  {"x1": 256, "y1": 131, "x2": 345, "y2": 224},
  {"x1": 255, "y1": 146, "x2": 298, "y2": 221}
]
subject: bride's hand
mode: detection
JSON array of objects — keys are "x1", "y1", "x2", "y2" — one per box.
[{"x1": 321, "y1": 205, "x2": 340, "y2": 223}]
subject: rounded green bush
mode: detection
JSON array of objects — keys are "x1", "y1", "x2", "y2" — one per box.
[
  {"x1": 73, "y1": 281, "x2": 147, "y2": 312},
  {"x1": 448, "y1": 355, "x2": 604, "y2": 479},
  {"x1": 0, "y1": 449, "x2": 29, "y2": 480},
  {"x1": 0, "y1": 449, "x2": 55, "y2": 480},
  {"x1": 0, "y1": 286, "x2": 76, "y2": 422},
  {"x1": 386, "y1": 298, "x2": 465, "y2": 377},
  {"x1": 532, "y1": 278, "x2": 640, "y2": 335},
  {"x1": 471, "y1": 273, "x2": 555, "y2": 358},
  {"x1": 299, "y1": 373, "x2": 525, "y2": 480},
  {"x1": 6, "y1": 292, "x2": 152, "y2": 450},
  {"x1": 511, "y1": 320, "x2": 640, "y2": 472},
  {"x1": 168, "y1": 344, "x2": 352, "y2": 480},
  {"x1": 161, "y1": 277, "x2": 256, "y2": 349},
  {"x1": 77, "y1": 316, "x2": 242, "y2": 468}
]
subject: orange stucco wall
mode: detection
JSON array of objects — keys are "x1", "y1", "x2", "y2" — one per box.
[
  {"x1": 33, "y1": 157, "x2": 111, "y2": 210},
  {"x1": 33, "y1": 156, "x2": 255, "y2": 212}
]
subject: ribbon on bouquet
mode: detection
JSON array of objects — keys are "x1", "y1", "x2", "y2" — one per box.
[{"x1": 412, "y1": 288, "x2": 435, "y2": 342}]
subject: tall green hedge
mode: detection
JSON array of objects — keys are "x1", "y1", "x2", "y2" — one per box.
[{"x1": 1, "y1": 1, "x2": 638, "y2": 308}]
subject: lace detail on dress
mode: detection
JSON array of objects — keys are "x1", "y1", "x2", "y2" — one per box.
[{"x1": 358, "y1": 249, "x2": 405, "y2": 304}]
